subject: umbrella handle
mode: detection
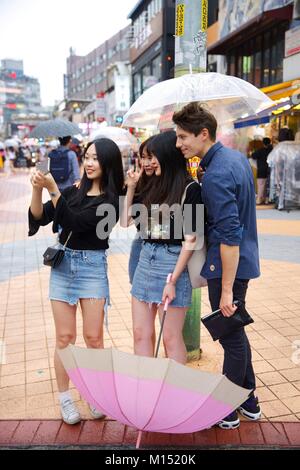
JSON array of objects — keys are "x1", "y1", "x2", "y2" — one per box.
[{"x1": 154, "y1": 273, "x2": 172, "y2": 358}]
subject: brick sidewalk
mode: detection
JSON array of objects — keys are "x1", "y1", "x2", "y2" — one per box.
[{"x1": 1, "y1": 172, "x2": 300, "y2": 447}]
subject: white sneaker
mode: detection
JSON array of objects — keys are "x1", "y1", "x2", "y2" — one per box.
[
  {"x1": 60, "y1": 399, "x2": 81, "y2": 425},
  {"x1": 88, "y1": 404, "x2": 106, "y2": 419}
]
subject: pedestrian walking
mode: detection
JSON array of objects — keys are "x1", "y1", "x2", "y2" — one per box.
[
  {"x1": 252, "y1": 137, "x2": 273, "y2": 205},
  {"x1": 173, "y1": 102, "x2": 261, "y2": 429},
  {"x1": 28, "y1": 138, "x2": 124, "y2": 425},
  {"x1": 48, "y1": 136, "x2": 81, "y2": 191}
]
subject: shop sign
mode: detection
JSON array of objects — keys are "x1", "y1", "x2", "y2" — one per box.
[{"x1": 285, "y1": 26, "x2": 300, "y2": 57}]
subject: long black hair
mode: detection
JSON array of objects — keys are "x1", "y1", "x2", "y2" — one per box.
[
  {"x1": 69, "y1": 138, "x2": 124, "y2": 207},
  {"x1": 135, "y1": 135, "x2": 156, "y2": 196},
  {"x1": 139, "y1": 130, "x2": 190, "y2": 208}
]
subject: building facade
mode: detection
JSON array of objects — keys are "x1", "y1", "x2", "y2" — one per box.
[
  {"x1": 206, "y1": 0, "x2": 300, "y2": 137},
  {"x1": 0, "y1": 59, "x2": 50, "y2": 138},
  {"x1": 128, "y1": 0, "x2": 175, "y2": 103},
  {"x1": 64, "y1": 26, "x2": 131, "y2": 126}
]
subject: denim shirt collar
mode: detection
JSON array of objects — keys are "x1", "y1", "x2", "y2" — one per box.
[{"x1": 200, "y1": 141, "x2": 223, "y2": 170}]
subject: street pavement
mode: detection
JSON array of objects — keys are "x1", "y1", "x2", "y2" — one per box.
[{"x1": 0, "y1": 171, "x2": 300, "y2": 435}]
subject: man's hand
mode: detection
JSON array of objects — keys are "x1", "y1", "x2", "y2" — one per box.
[
  {"x1": 197, "y1": 165, "x2": 205, "y2": 183},
  {"x1": 220, "y1": 289, "x2": 237, "y2": 317}
]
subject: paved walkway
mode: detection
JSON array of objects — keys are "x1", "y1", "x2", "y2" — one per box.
[{"x1": 1, "y1": 172, "x2": 300, "y2": 447}]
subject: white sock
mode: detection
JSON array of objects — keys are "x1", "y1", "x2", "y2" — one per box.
[{"x1": 59, "y1": 390, "x2": 72, "y2": 404}]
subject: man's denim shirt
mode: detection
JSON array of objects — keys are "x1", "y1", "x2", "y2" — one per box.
[{"x1": 200, "y1": 142, "x2": 260, "y2": 280}]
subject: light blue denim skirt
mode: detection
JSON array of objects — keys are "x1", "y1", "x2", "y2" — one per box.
[
  {"x1": 128, "y1": 234, "x2": 143, "y2": 284},
  {"x1": 131, "y1": 242, "x2": 192, "y2": 308},
  {"x1": 49, "y1": 245, "x2": 110, "y2": 313}
]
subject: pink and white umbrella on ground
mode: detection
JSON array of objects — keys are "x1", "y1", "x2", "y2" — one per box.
[{"x1": 59, "y1": 345, "x2": 250, "y2": 447}]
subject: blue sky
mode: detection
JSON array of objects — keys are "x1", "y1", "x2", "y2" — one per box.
[{"x1": 0, "y1": 0, "x2": 137, "y2": 106}]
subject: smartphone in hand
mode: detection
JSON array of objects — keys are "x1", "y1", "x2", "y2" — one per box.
[{"x1": 36, "y1": 156, "x2": 49, "y2": 174}]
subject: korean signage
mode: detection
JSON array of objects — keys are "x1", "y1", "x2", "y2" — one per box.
[
  {"x1": 96, "y1": 92, "x2": 106, "y2": 122},
  {"x1": 285, "y1": 26, "x2": 300, "y2": 57}
]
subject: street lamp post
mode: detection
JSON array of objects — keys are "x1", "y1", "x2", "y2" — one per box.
[{"x1": 174, "y1": 0, "x2": 208, "y2": 361}]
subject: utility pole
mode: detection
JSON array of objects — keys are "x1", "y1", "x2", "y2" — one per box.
[
  {"x1": 174, "y1": 0, "x2": 208, "y2": 361},
  {"x1": 175, "y1": 0, "x2": 207, "y2": 76}
]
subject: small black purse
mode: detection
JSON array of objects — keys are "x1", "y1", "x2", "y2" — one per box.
[{"x1": 43, "y1": 232, "x2": 72, "y2": 268}]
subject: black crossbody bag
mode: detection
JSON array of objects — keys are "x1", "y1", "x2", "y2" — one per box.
[{"x1": 43, "y1": 232, "x2": 72, "y2": 268}]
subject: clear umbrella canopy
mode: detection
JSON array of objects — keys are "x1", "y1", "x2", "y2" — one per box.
[
  {"x1": 4, "y1": 138, "x2": 19, "y2": 148},
  {"x1": 89, "y1": 126, "x2": 139, "y2": 152},
  {"x1": 123, "y1": 72, "x2": 273, "y2": 129}
]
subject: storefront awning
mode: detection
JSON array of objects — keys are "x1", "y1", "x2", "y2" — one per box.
[
  {"x1": 234, "y1": 96, "x2": 299, "y2": 129},
  {"x1": 261, "y1": 79, "x2": 300, "y2": 101}
]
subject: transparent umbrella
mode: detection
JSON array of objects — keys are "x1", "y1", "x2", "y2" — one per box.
[
  {"x1": 90, "y1": 126, "x2": 139, "y2": 152},
  {"x1": 4, "y1": 138, "x2": 19, "y2": 148},
  {"x1": 122, "y1": 72, "x2": 273, "y2": 129}
]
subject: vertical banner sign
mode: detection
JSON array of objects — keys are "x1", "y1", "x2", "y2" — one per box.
[
  {"x1": 176, "y1": 4, "x2": 185, "y2": 36},
  {"x1": 175, "y1": 0, "x2": 208, "y2": 77}
]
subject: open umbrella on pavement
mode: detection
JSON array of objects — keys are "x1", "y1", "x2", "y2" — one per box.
[
  {"x1": 59, "y1": 287, "x2": 250, "y2": 449},
  {"x1": 30, "y1": 118, "x2": 81, "y2": 138},
  {"x1": 59, "y1": 345, "x2": 250, "y2": 447},
  {"x1": 122, "y1": 72, "x2": 273, "y2": 129}
]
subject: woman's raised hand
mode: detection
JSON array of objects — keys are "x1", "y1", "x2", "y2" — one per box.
[
  {"x1": 125, "y1": 166, "x2": 143, "y2": 189},
  {"x1": 30, "y1": 170, "x2": 57, "y2": 192}
]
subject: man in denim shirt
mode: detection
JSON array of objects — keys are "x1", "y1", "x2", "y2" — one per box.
[{"x1": 173, "y1": 102, "x2": 261, "y2": 430}]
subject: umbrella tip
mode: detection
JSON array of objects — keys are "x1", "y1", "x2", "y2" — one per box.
[{"x1": 136, "y1": 430, "x2": 143, "y2": 449}]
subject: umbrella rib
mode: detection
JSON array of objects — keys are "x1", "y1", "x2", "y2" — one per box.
[
  {"x1": 139, "y1": 357, "x2": 173, "y2": 431},
  {"x1": 153, "y1": 374, "x2": 227, "y2": 433},
  {"x1": 110, "y1": 349, "x2": 139, "y2": 429}
]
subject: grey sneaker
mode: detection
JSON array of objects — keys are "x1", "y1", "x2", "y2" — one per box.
[
  {"x1": 60, "y1": 399, "x2": 81, "y2": 425},
  {"x1": 88, "y1": 404, "x2": 106, "y2": 419}
]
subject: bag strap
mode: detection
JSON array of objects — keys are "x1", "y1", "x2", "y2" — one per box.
[
  {"x1": 181, "y1": 181, "x2": 196, "y2": 208},
  {"x1": 63, "y1": 231, "x2": 72, "y2": 248}
]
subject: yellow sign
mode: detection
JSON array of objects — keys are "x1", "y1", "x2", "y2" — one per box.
[
  {"x1": 187, "y1": 156, "x2": 201, "y2": 180},
  {"x1": 201, "y1": 0, "x2": 208, "y2": 32},
  {"x1": 176, "y1": 4, "x2": 185, "y2": 37}
]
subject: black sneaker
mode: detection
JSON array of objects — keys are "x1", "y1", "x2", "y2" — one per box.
[
  {"x1": 238, "y1": 395, "x2": 261, "y2": 421},
  {"x1": 217, "y1": 410, "x2": 240, "y2": 430}
]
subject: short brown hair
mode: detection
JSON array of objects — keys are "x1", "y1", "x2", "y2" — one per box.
[{"x1": 173, "y1": 102, "x2": 217, "y2": 141}]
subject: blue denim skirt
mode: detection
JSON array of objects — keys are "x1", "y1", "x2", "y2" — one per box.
[
  {"x1": 49, "y1": 246, "x2": 110, "y2": 314},
  {"x1": 131, "y1": 242, "x2": 192, "y2": 308},
  {"x1": 128, "y1": 234, "x2": 143, "y2": 284}
]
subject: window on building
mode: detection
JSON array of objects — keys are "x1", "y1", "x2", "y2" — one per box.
[
  {"x1": 133, "y1": 73, "x2": 142, "y2": 101},
  {"x1": 226, "y1": 23, "x2": 289, "y2": 88},
  {"x1": 208, "y1": 0, "x2": 218, "y2": 26},
  {"x1": 152, "y1": 54, "x2": 162, "y2": 81},
  {"x1": 142, "y1": 64, "x2": 151, "y2": 91},
  {"x1": 262, "y1": 31, "x2": 271, "y2": 87}
]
